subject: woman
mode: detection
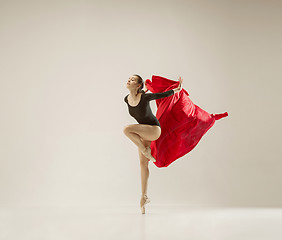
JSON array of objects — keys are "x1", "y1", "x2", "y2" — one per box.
[{"x1": 123, "y1": 74, "x2": 182, "y2": 214}]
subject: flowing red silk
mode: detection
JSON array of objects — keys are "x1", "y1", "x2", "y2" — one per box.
[{"x1": 145, "y1": 75, "x2": 228, "y2": 168}]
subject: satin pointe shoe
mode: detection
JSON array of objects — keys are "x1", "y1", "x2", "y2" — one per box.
[
  {"x1": 141, "y1": 147, "x2": 156, "y2": 162},
  {"x1": 140, "y1": 194, "x2": 151, "y2": 214}
]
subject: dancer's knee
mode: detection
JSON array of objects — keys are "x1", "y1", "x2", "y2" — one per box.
[{"x1": 123, "y1": 125, "x2": 131, "y2": 135}]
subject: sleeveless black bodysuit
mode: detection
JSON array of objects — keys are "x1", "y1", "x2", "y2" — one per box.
[{"x1": 124, "y1": 90, "x2": 174, "y2": 127}]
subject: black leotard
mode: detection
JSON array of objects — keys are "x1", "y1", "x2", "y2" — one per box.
[{"x1": 124, "y1": 90, "x2": 174, "y2": 127}]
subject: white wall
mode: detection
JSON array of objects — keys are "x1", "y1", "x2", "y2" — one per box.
[{"x1": 0, "y1": 0, "x2": 281, "y2": 207}]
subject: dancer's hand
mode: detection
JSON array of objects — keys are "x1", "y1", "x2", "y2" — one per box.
[
  {"x1": 177, "y1": 76, "x2": 183, "y2": 91},
  {"x1": 173, "y1": 76, "x2": 183, "y2": 93}
]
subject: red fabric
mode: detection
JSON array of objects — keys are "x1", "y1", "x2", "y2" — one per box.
[{"x1": 145, "y1": 75, "x2": 228, "y2": 168}]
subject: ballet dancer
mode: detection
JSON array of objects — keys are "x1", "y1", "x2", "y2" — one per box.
[{"x1": 123, "y1": 74, "x2": 182, "y2": 214}]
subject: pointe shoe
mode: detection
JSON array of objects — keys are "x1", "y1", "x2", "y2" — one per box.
[
  {"x1": 141, "y1": 147, "x2": 156, "y2": 162},
  {"x1": 140, "y1": 194, "x2": 151, "y2": 214}
]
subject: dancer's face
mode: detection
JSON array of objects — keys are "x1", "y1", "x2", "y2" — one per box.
[{"x1": 126, "y1": 75, "x2": 141, "y2": 91}]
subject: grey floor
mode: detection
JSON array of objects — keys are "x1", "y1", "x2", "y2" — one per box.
[{"x1": 1, "y1": 205, "x2": 282, "y2": 240}]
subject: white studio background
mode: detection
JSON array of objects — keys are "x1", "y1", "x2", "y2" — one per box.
[{"x1": 0, "y1": 0, "x2": 281, "y2": 208}]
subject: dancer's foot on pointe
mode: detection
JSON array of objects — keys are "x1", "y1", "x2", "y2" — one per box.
[{"x1": 140, "y1": 194, "x2": 151, "y2": 214}]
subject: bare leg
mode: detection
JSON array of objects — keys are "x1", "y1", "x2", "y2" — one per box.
[
  {"x1": 123, "y1": 124, "x2": 161, "y2": 154},
  {"x1": 139, "y1": 139, "x2": 151, "y2": 214},
  {"x1": 124, "y1": 131, "x2": 146, "y2": 153},
  {"x1": 138, "y1": 139, "x2": 150, "y2": 197},
  {"x1": 123, "y1": 124, "x2": 161, "y2": 213}
]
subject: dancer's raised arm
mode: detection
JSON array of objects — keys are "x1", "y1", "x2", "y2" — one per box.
[{"x1": 145, "y1": 76, "x2": 183, "y2": 100}]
